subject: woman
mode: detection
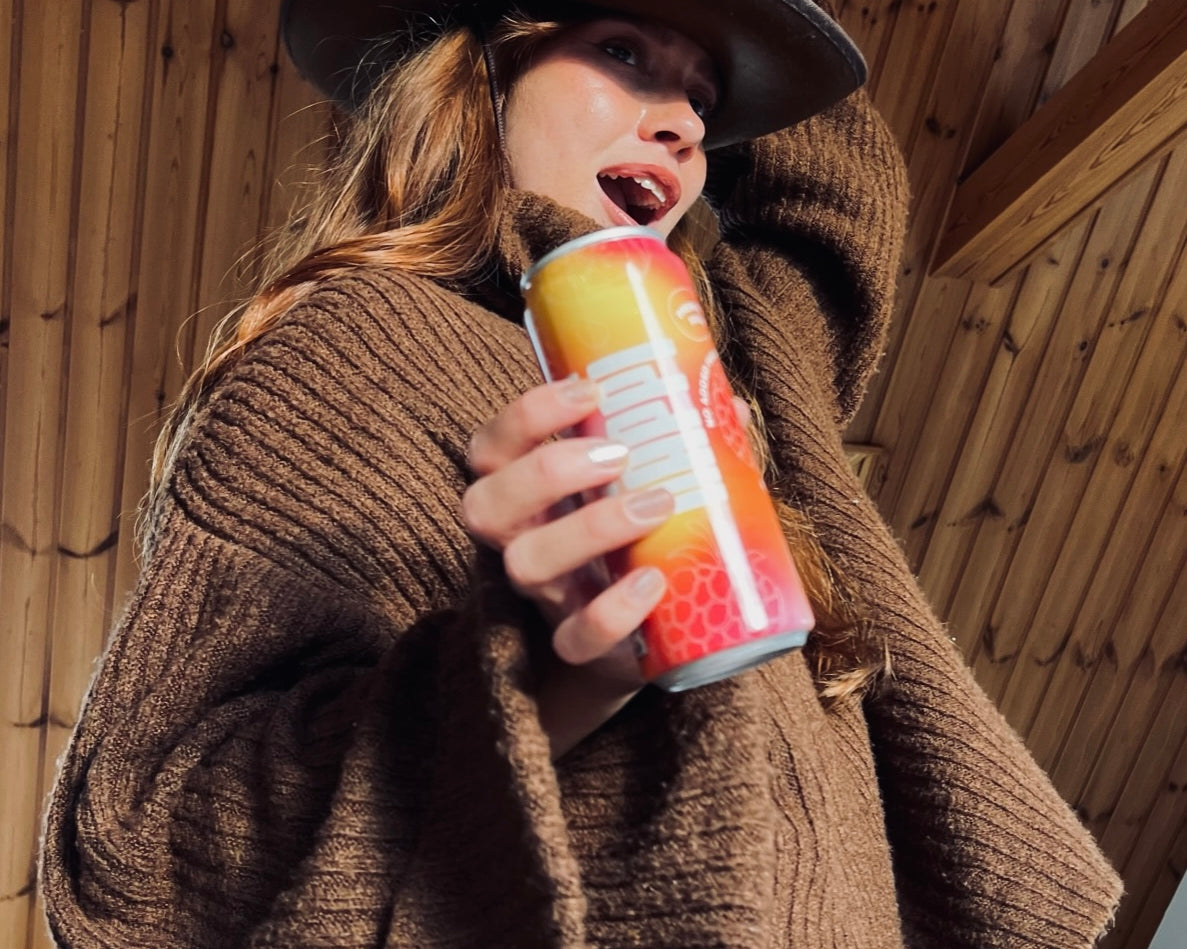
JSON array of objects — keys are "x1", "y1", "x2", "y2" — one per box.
[{"x1": 41, "y1": 0, "x2": 1121, "y2": 946}]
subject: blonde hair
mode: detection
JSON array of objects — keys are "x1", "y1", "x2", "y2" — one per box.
[{"x1": 146, "y1": 10, "x2": 886, "y2": 699}]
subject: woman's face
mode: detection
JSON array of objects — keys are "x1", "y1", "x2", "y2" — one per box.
[{"x1": 503, "y1": 17, "x2": 718, "y2": 238}]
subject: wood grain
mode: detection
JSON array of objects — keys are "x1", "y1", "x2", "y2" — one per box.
[
  {"x1": 0, "y1": 0, "x2": 82, "y2": 944},
  {"x1": 6, "y1": 1, "x2": 1187, "y2": 948},
  {"x1": 932, "y1": 0, "x2": 1187, "y2": 282}
]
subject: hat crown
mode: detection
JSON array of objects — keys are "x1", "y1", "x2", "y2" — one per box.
[{"x1": 281, "y1": 0, "x2": 867, "y2": 147}]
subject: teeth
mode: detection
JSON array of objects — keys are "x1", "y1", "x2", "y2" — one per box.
[
  {"x1": 606, "y1": 172, "x2": 667, "y2": 206},
  {"x1": 636, "y1": 176, "x2": 665, "y2": 203}
]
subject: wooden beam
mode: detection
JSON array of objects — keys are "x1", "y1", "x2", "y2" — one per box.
[
  {"x1": 843, "y1": 442, "x2": 886, "y2": 492},
  {"x1": 930, "y1": 0, "x2": 1187, "y2": 284}
]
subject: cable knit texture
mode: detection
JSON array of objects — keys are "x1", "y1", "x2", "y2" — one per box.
[{"x1": 41, "y1": 87, "x2": 1121, "y2": 948}]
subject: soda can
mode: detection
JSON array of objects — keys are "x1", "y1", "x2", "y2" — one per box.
[{"x1": 521, "y1": 226, "x2": 815, "y2": 692}]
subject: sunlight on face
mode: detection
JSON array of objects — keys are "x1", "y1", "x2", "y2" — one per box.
[{"x1": 503, "y1": 17, "x2": 718, "y2": 238}]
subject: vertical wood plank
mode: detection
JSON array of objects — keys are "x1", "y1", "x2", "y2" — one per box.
[
  {"x1": 905, "y1": 216, "x2": 1091, "y2": 640},
  {"x1": 870, "y1": 0, "x2": 960, "y2": 153},
  {"x1": 259, "y1": 44, "x2": 326, "y2": 255},
  {"x1": 112, "y1": 0, "x2": 221, "y2": 605},
  {"x1": 0, "y1": 0, "x2": 83, "y2": 946},
  {"x1": 835, "y1": 0, "x2": 902, "y2": 97},
  {"x1": 958, "y1": 145, "x2": 1187, "y2": 707},
  {"x1": 1038, "y1": 0, "x2": 1128, "y2": 108},
  {"x1": 1116, "y1": 815, "x2": 1187, "y2": 949},
  {"x1": 27, "y1": 3, "x2": 157, "y2": 946},
  {"x1": 189, "y1": 0, "x2": 282, "y2": 354},
  {"x1": 1000, "y1": 237, "x2": 1187, "y2": 749},
  {"x1": 1096, "y1": 670, "x2": 1187, "y2": 946},
  {"x1": 1112, "y1": 739, "x2": 1187, "y2": 949},
  {"x1": 850, "y1": 0, "x2": 1016, "y2": 460},
  {"x1": 963, "y1": 0, "x2": 1072, "y2": 172},
  {"x1": 887, "y1": 276, "x2": 1014, "y2": 573},
  {"x1": 1047, "y1": 458, "x2": 1187, "y2": 803},
  {"x1": 0, "y1": 0, "x2": 14, "y2": 459},
  {"x1": 920, "y1": 155, "x2": 1158, "y2": 651},
  {"x1": 1068, "y1": 549, "x2": 1187, "y2": 861}
]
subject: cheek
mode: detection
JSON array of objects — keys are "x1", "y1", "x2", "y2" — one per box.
[
  {"x1": 504, "y1": 98, "x2": 556, "y2": 188},
  {"x1": 582, "y1": 86, "x2": 632, "y2": 133},
  {"x1": 680, "y1": 155, "x2": 708, "y2": 210},
  {"x1": 504, "y1": 83, "x2": 625, "y2": 190}
]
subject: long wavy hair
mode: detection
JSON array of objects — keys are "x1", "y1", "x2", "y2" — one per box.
[{"x1": 146, "y1": 9, "x2": 887, "y2": 701}]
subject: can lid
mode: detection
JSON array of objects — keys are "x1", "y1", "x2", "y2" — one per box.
[{"x1": 521, "y1": 226, "x2": 666, "y2": 290}]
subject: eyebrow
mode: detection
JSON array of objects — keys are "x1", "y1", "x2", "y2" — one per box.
[{"x1": 601, "y1": 17, "x2": 720, "y2": 92}]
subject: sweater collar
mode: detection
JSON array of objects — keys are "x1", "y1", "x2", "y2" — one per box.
[{"x1": 472, "y1": 190, "x2": 610, "y2": 322}]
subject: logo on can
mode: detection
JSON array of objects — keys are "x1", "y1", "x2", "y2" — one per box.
[{"x1": 522, "y1": 227, "x2": 814, "y2": 691}]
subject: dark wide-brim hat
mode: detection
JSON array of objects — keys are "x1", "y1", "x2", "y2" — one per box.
[{"x1": 281, "y1": 0, "x2": 867, "y2": 149}]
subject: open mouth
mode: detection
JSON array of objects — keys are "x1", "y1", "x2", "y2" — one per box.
[{"x1": 598, "y1": 170, "x2": 678, "y2": 227}]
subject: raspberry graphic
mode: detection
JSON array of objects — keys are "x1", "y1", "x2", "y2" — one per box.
[{"x1": 647, "y1": 534, "x2": 789, "y2": 669}]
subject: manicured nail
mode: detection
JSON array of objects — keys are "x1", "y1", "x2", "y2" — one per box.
[
  {"x1": 587, "y1": 441, "x2": 629, "y2": 467},
  {"x1": 627, "y1": 567, "x2": 665, "y2": 601},
  {"x1": 732, "y1": 396, "x2": 752, "y2": 427},
  {"x1": 624, "y1": 488, "x2": 674, "y2": 523},
  {"x1": 560, "y1": 377, "x2": 599, "y2": 404}
]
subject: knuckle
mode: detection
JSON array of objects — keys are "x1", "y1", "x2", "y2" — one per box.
[
  {"x1": 530, "y1": 443, "x2": 569, "y2": 486},
  {"x1": 582, "y1": 503, "x2": 626, "y2": 545},
  {"x1": 552, "y1": 616, "x2": 593, "y2": 665},
  {"x1": 460, "y1": 484, "x2": 495, "y2": 540},
  {"x1": 466, "y1": 429, "x2": 494, "y2": 474},
  {"x1": 508, "y1": 393, "x2": 537, "y2": 429},
  {"x1": 571, "y1": 600, "x2": 625, "y2": 660},
  {"x1": 502, "y1": 536, "x2": 545, "y2": 589}
]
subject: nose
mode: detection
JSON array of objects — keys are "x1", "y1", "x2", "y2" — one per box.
[{"x1": 638, "y1": 96, "x2": 705, "y2": 156}]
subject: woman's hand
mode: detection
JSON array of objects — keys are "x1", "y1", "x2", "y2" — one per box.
[{"x1": 463, "y1": 376, "x2": 675, "y2": 759}]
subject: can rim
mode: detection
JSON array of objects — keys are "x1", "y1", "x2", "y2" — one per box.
[
  {"x1": 521, "y1": 226, "x2": 666, "y2": 290},
  {"x1": 652, "y1": 630, "x2": 808, "y2": 692}
]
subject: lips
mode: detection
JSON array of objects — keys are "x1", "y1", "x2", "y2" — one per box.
[{"x1": 597, "y1": 166, "x2": 680, "y2": 227}]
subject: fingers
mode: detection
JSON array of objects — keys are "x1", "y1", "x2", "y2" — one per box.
[
  {"x1": 468, "y1": 377, "x2": 600, "y2": 475},
  {"x1": 502, "y1": 487, "x2": 674, "y2": 590},
  {"x1": 463, "y1": 436, "x2": 632, "y2": 549},
  {"x1": 463, "y1": 377, "x2": 678, "y2": 671},
  {"x1": 553, "y1": 566, "x2": 667, "y2": 665}
]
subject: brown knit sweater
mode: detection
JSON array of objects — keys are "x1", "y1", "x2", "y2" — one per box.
[{"x1": 40, "y1": 92, "x2": 1121, "y2": 948}]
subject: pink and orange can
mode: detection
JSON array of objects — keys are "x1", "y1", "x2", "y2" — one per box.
[{"x1": 521, "y1": 226, "x2": 815, "y2": 691}]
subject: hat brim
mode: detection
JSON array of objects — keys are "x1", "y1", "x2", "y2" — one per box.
[{"x1": 281, "y1": 0, "x2": 867, "y2": 148}]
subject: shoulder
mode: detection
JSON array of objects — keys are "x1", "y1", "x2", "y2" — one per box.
[
  {"x1": 164, "y1": 267, "x2": 539, "y2": 589},
  {"x1": 207, "y1": 267, "x2": 538, "y2": 437},
  {"x1": 265, "y1": 268, "x2": 531, "y2": 385}
]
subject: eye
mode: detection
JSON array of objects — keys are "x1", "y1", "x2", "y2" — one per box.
[
  {"x1": 689, "y1": 87, "x2": 719, "y2": 120},
  {"x1": 602, "y1": 42, "x2": 638, "y2": 66}
]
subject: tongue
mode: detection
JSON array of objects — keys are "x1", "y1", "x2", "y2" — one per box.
[
  {"x1": 618, "y1": 177, "x2": 656, "y2": 208},
  {"x1": 598, "y1": 175, "x2": 659, "y2": 224},
  {"x1": 600, "y1": 176, "x2": 629, "y2": 212}
]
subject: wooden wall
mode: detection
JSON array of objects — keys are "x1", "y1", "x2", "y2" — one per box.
[
  {"x1": 1, "y1": 0, "x2": 1184, "y2": 947},
  {"x1": 842, "y1": 0, "x2": 1187, "y2": 946},
  {"x1": 0, "y1": 1, "x2": 328, "y2": 945}
]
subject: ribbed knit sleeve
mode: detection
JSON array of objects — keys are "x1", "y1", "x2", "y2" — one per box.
[
  {"x1": 40, "y1": 271, "x2": 590, "y2": 948},
  {"x1": 705, "y1": 92, "x2": 908, "y2": 425},
  {"x1": 707, "y1": 90, "x2": 1123, "y2": 946}
]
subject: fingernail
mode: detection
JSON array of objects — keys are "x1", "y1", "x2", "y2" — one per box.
[
  {"x1": 628, "y1": 567, "x2": 665, "y2": 601},
  {"x1": 732, "y1": 396, "x2": 752, "y2": 427},
  {"x1": 587, "y1": 441, "x2": 629, "y2": 468},
  {"x1": 560, "y1": 377, "x2": 599, "y2": 404},
  {"x1": 624, "y1": 487, "x2": 674, "y2": 523}
]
